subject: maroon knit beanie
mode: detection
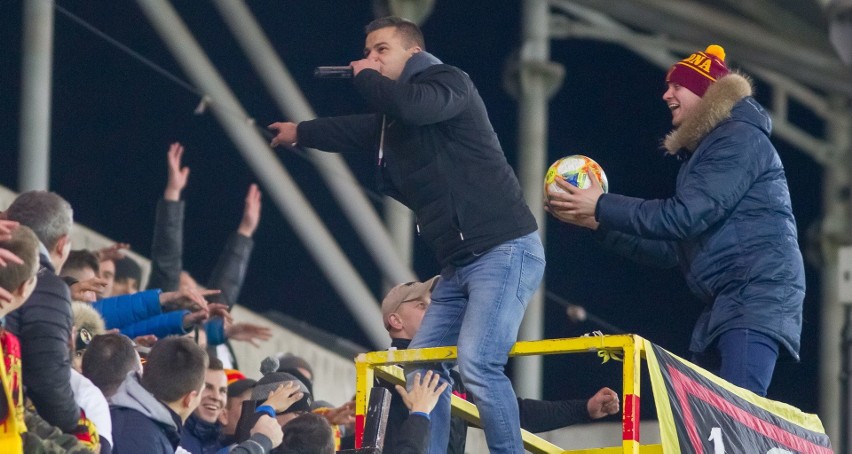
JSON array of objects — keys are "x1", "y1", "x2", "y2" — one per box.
[{"x1": 665, "y1": 45, "x2": 729, "y2": 97}]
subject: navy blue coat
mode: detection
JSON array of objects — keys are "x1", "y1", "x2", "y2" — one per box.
[{"x1": 595, "y1": 74, "x2": 804, "y2": 358}]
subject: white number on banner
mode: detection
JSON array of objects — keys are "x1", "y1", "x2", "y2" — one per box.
[
  {"x1": 708, "y1": 427, "x2": 794, "y2": 454},
  {"x1": 708, "y1": 427, "x2": 724, "y2": 454}
]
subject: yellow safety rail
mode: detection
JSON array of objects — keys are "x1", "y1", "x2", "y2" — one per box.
[{"x1": 354, "y1": 334, "x2": 663, "y2": 453}]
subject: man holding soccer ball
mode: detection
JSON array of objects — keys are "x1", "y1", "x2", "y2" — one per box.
[
  {"x1": 269, "y1": 16, "x2": 544, "y2": 454},
  {"x1": 546, "y1": 45, "x2": 804, "y2": 398}
]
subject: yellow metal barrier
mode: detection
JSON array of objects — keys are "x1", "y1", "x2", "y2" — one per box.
[{"x1": 354, "y1": 334, "x2": 663, "y2": 453}]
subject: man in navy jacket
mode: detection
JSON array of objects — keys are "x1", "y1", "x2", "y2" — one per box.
[{"x1": 546, "y1": 45, "x2": 805, "y2": 397}]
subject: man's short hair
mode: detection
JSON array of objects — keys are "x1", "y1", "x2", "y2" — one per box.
[
  {"x1": 0, "y1": 225, "x2": 40, "y2": 294},
  {"x1": 81, "y1": 333, "x2": 140, "y2": 397},
  {"x1": 209, "y1": 357, "x2": 224, "y2": 371},
  {"x1": 63, "y1": 250, "x2": 100, "y2": 276},
  {"x1": 365, "y1": 16, "x2": 425, "y2": 50},
  {"x1": 5, "y1": 191, "x2": 73, "y2": 250},
  {"x1": 113, "y1": 256, "x2": 142, "y2": 284},
  {"x1": 142, "y1": 336, "x2": 208, "y2": 403},
  {"x1": 278, "y1": 412, "x2": 335, "y2": 454}
]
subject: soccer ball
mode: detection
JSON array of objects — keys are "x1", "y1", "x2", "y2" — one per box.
[{"x1": 544, "y1": 155, "x2": 609, "y2": 195}]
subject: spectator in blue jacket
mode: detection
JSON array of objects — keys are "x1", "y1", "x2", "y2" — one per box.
[
  {"x1": 61, "y1": 253, "x2": 224, "y2": 340},
  {"x1": 546, "y1": 45, "x2": 805, "y2": 397}
]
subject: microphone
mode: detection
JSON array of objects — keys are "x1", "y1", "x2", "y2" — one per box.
[
  {"x1": 260, "y1": 356, "x2": 280, "y2": 376},
  {"x1": 314, "y1": 66, "x2": 353, "y2": 78}
]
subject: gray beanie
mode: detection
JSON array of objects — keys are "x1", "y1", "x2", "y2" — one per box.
[{"x1": 251, "y1": 372, "x2": 312, "y2": 413}]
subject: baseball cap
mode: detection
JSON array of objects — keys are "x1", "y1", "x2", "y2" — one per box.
[{"x1": 380, "y1": 276, "x2": 440, "y2": 329}]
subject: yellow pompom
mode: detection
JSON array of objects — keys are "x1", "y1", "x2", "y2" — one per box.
[{"x1": 705, "y1": 44, "x2": 726, "y2": 62}]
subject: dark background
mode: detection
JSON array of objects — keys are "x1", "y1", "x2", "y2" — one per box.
[{"x1": 0, "y1": 1, "x2": 823, "y2": 418}]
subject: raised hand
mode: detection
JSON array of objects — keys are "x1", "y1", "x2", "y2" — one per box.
[
  {"x1": 207, "y1": 303, "x2": 234, "y2": 324},
  {"x1": 224, "y1": 321, "x2": 272, "y2": 348},
  {"x1": 237, "y1": 184, "x2": 262, "y2": 238},
  {"x1": 160, "y1": 287, "x2": 221, "y2": 311},
  {"x1": 0, "y1": 248, "x2": 23, "y2": 267},
  {"x1": 164, "y1": 142, "x2": 190, "y2": 201},
  {"x1": 0, "y1": 220, "x2": 19, "y2": 242},
  {"x1": 318, "y1": 401, "x2": 355, "y2": 426},
  {"x1": 395, "y1": 371, "x2": 448, "y2": 414},
  {"x1": 182, "y1": 306, "x2": 210, "y2": 329},
  {"x1": 95, "y1": 243, "x2": 130, "y2": 263},
  {"x1": 70, "y1": 277, "x2": 109, "y2": 303},
  {"x1": 261, "y1": 381, "x2": 304, "y2": 414}
]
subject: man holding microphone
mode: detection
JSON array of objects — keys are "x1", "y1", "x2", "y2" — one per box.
[{"x1": 269, "y1": 16, "x2": 544, "y2": 454}]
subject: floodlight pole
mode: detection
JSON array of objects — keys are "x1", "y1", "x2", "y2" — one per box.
[
  {"x1": 512, "y1": 0, "x2": 565, "y2": 399},
  {"x1": 19, "y1": 0, "x2": 54, "y2": 191},
  {"x1": 841, "y1": 304, "x2": 852, "y2": 453},
  {"x1": 819, "y1": 96, "x2": 852, "y2": 442}
]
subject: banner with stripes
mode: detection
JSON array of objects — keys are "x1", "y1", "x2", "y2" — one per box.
[{"x1": 643, "y1": 339, "x2": 832, "y2": 453}]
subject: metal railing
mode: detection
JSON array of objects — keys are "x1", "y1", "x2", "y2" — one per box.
[{"x1": 353, "y1": 334, "x2": 662, "y2": 454}]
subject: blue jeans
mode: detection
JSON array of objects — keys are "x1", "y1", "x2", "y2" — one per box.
[
  {"x1": 691, "y1": 328, "x2": 780, "y2": 397},
  {"x1": 407, "y1": 231, "x2": 545, "y2": 454}
]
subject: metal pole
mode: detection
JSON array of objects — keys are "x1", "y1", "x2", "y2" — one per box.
[
  {"x1": 383, "y1": 196, "x2": 414, "y2": 290},
  {"x1": 135, "y1": 0, "x2": 387, "y2": 348},
  {"x1": 210, "y1": 0, "x2": 417, "y2": 286},
  {"x1": 19, "y1": 0, "x2": 54, "y2": 191},
  {"x1": 842, "y1": 304, "x2": 852, "y2": 453},
  {"x1": 514, "y1": 0, "x2": 565, "y2": 399},
  {"x1": 386, "y1": 0, "x2": 435, "y2": 24},
  {"x1": 820, "y1": 96, "x2": 852, "y2": 444}
]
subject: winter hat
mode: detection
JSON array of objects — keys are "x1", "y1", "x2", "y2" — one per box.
[
  {"x1": 251, "y1": 372, "x2": 312, "y2": 413},
  {"x1": 225, "y1": 369, "x2": 247, "y2": 385},
  {"x1": 666, "y1": 45, "x2": 729, "y2": 97}
]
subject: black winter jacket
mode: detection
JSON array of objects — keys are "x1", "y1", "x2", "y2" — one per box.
[
  {"x1": 5, "y1": 253, "x2": 80, "y2": 432},
  {"x1": 297, "y1": 52, "x2": 537, "y2": 267}
]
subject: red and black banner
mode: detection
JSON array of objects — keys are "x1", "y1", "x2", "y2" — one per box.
[{"x1": 644, "y1": 340, "x2": 832, "y2": 453}]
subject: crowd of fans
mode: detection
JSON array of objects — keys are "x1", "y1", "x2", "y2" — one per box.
[{"x1": 0, "y1": 142, "x2": 617, "y2": 454}]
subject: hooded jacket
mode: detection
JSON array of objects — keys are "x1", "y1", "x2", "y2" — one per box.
[
  {"x1": 297, "y1": 51, "x2": 537, "y2": 267},
  {"x1": 179, "y1": 413, "x2": 222, "y2": 454},
  {"x1": 109, "y1": 373, "x2": 183, "y2": 454},
  {"x1": 595, "y1": 73, "x2": 805, "y2": 358}
]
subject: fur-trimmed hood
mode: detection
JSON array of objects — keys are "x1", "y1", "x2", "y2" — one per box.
[{"x1": 663, "y1": 72, "x2": 757, "y2": 154}]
